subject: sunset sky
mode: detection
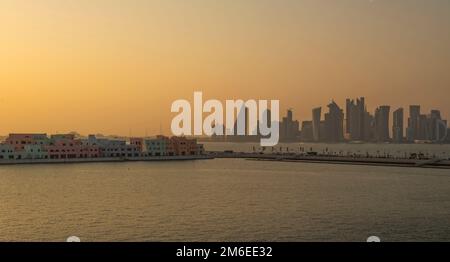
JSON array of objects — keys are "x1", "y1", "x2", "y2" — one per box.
[{"x1": 1, "y1": 0, "x2": 449, "y2": 136}]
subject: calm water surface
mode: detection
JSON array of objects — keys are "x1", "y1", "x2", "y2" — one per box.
[{"x1": 1, "y1": 157, "x2": 449, "y2": 242}]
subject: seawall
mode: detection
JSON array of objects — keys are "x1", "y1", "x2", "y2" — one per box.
[{"x1": 0, "y1": 155, "x2": 213, "y2": 166}]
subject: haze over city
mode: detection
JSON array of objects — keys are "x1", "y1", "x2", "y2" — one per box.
[{"x1": 1, "y1": 0, "x2": 449, "y2": 136}]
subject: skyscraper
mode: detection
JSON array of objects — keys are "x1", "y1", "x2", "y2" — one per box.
[
  {"x1": 392, "y1": 108, "x2": 404, "y2": 143},
  {"x1": 280, "y1": 109, "x2": 300, "y2": 142},
  {"x1": 443, "y1": 125, "x2": 449, "y2": 142},
  {"x1": 300, "y1": 121, "x2": 313, "y2": 142},
  {"x1": 324, "y1": 101, "x2": 344, "y2": 142},
  {"x1": 437, "y1": 120, "x2": 449, "y2": 143},
  {"x1": 374, "y1": 106, "x2": 390, "y2": 142},
  {"x1": 312, "y1": 107, "x2": 322, "y2": 142},
  {"x1": 363, "y1": 111, "x2": 375, "y2": 142},
  {"x1": 346, "y1": 97, "x2": 366, "y2": 141},
  {"x1": 418, "y1": 114, "x2": 429, "y2": 140},
  {"x1": 428, "y1": 110, "x2": 442, "y2": 141},
  {"x1": 407, "y1": 105, "x2": 420, "y2": 142}
]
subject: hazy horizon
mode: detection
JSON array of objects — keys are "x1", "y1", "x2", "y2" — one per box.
[{"x1": 1, "y1": 0, "x2": 449, "y2": 136}]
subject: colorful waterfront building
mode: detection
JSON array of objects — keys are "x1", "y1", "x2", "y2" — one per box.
[
  {"x1": 0, "y1": 133, "x2": 204, "y2": 161},
  {"x1": 171, "y1": 137, "x2": 203, "y2": 156},
  {"x1": 144, "y1": 136, "x2": 203, "y2": 156},
  {"x1": 0, "y1": 144, "x2": 15, "y2": 160},
  {"x1": 145, "y1": 136, "x2": 171, "y2": 156},
  {"x1": 24, "y1": 145, "x2": 48, "y2": 159},
  {"x1": 5, "y1": 134, "x2": 49, "y2": 151},
  {"x1": 0, "y1": 143, "x2": 47, "y2": 160},
  {"x1": 196, "y1": 144, "x2": 205, "y2": 155},
  {"x1": 87, "y1": 135, "x2": 141, "y2": 158},
  {"x1": 2, "y1": 134, "x2": 50, "y2": 159},
  {"x1": 130, "y1": 138, "x2": 145, "y2": 153},
  {"x1": 45, "y1": 134, "x2": 100, "y2": 159}
]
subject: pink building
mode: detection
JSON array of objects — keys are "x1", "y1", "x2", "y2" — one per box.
[
  {"x1": 130, "y1": 137, "x2": 144, "y2": 153},
  {"x1": 6, "y1": 134, "x2": 49, "y2": 151},
  {"x1": 45, "y1": 135, "x2": 99, "y2": 159}
]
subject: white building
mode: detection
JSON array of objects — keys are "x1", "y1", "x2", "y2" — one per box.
[
  {"x1": 24, "y1": 145, "x2": 48, "y2": 159},
  {"x1": 0, "y1": 144, "x2": 17, "y2": 160}
]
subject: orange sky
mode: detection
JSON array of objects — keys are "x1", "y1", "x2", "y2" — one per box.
[{"x1": 1, "y1": 0, "x2": 449, "y2": 136}]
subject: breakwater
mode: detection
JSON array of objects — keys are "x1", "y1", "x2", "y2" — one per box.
[{"x1": 210, "y1": 151, "x2": 450, "y2": 169}]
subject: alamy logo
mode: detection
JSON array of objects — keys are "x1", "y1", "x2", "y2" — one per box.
[{"x1": 171, "y1": 92, "x2": 280, "y2": 146}]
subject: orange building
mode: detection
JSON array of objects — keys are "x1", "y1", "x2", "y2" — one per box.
[{"x1": 171, "y1": 137, "x2": 200, "y2": 156}]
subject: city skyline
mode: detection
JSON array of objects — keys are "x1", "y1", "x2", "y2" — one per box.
[
  {"x1": 1, "y1": 0, "x2": 450, "y2": 136},
  {"x1": 0, "y1": 97, "x2": 449, "y2": 143},
  {"x1": 206, "y1": 96, "x2": 449, "y2": 144}
]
